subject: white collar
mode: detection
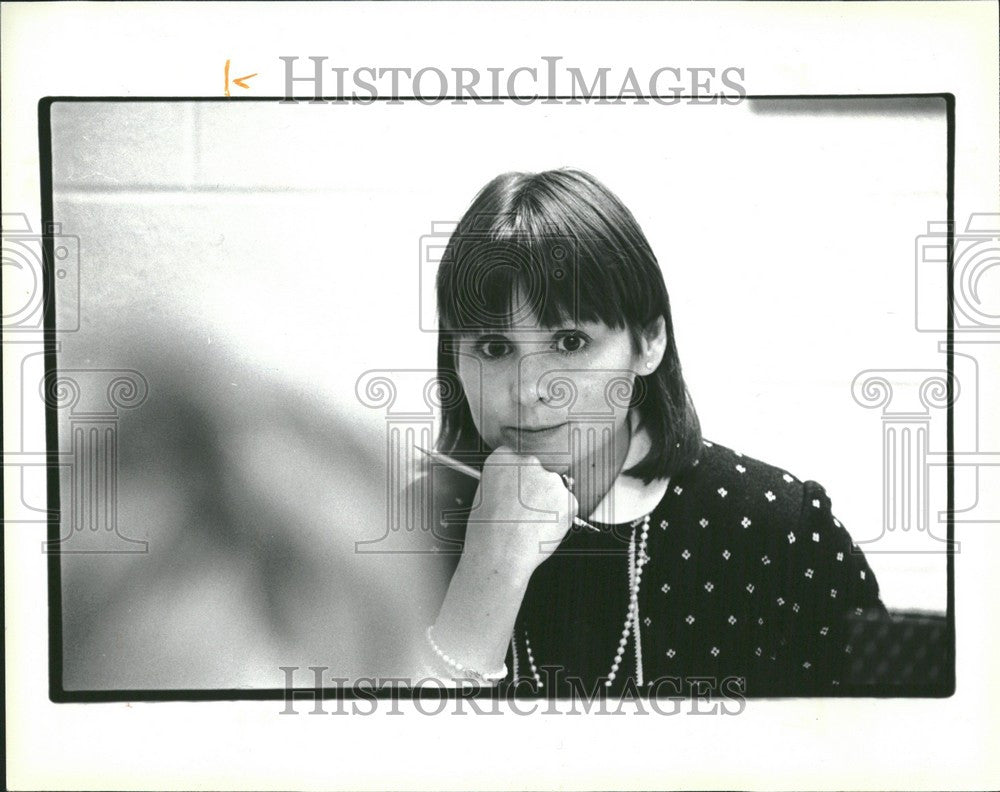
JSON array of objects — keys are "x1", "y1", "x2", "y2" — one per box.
[{"x1": 586, "y1": 411, "x2": 670, "y2": 524}]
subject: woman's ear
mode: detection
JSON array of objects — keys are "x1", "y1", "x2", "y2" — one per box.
[{"x1": 638, "y1": 315, "x2": 667, "y2": 373}]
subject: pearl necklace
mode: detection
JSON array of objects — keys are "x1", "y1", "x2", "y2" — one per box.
[{"x1": 518, "y1": 512, "x2": 651, "y2": 689}]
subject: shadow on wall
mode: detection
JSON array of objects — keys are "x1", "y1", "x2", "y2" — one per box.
[{"x1": 57, "y1": 332, "x2": 444, "y2": 690}]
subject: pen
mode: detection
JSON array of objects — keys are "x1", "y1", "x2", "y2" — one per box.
[{"x1": 414, "y1": 446, "x2": 599, "y2": 532}]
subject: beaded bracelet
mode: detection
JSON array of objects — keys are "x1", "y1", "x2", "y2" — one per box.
[{"x1": 425, "y1": 626, "x2": 508, "y2": 683}]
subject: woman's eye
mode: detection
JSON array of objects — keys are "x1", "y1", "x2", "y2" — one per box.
[
  {"x1": 554, "y1": 332, "x2": 589, "y2": 354},
  {"x1": 475, "y1": 336, "x2": 511, "y2": 359}
]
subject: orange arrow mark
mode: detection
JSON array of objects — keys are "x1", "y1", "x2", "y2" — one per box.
[
  {"x1": 232, "y1": 72, "x2": 258, "y2": 90},
  {"x1": 224, "y1": 59, "x2": 258, "y2": 96}
]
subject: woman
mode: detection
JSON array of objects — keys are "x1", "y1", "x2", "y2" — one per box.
[{"x1": 417, "y1": 168, "x2": 887, "y2": 696}]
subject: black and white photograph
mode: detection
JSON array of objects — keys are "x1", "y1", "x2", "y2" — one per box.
[
  {"x1": 38, "y1": 93, "x2": 955, "y2": 699},
  {"x1": 3, "y1": 2, "x2": 998, "y2": 790}
]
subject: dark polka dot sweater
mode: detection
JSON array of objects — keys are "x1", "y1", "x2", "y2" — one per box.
[{"x1": 509, "y1": 439, "x2": 889, "y2": 696}]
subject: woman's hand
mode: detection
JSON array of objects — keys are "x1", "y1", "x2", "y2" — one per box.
[
  {"x1": 423, "y1": 445, "x2": 578, "y2": 683},
  {"x1": 462, "y1": 445, "x2": 579, "y2": 580}
]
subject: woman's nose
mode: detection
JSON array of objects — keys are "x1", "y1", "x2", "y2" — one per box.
[{"x1": 511, "y1": 353, "x2": 554, "y2": 406}]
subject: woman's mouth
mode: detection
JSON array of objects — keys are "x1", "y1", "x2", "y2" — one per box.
[{"x1": 502, "y1": 423, "x2": 568, "y2": 444}]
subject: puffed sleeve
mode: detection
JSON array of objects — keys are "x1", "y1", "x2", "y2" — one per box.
[{"x1": 777, "y1": 480, "x2": 889, "y2": 691}]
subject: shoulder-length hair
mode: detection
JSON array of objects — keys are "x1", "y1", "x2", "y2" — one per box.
[{"x1": 434, "y1": 168, "x2": 701, "y2": 483}]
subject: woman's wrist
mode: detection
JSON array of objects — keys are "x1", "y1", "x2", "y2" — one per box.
[
  {"x1": 461, "y1": 524, "x2": 546, "y2": 585},
  {"x1": 429, "y1": 543, "x2": 533, "y2": 681},
  {"x1": 444, "y1": 546, "x2": 534, "y2": 626}
]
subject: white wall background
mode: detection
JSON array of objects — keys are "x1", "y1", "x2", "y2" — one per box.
[{"x1": 49, "y1": 96, "x2": 949, "y2": 687}]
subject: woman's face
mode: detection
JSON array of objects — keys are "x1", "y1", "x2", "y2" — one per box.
[{"x1": 454, "y1": 297, "x2": 666, "y2": 472}]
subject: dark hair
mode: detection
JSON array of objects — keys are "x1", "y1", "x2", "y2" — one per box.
[{"x1": 434, "y1": 168, "x2": 701, "y2": 483}]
